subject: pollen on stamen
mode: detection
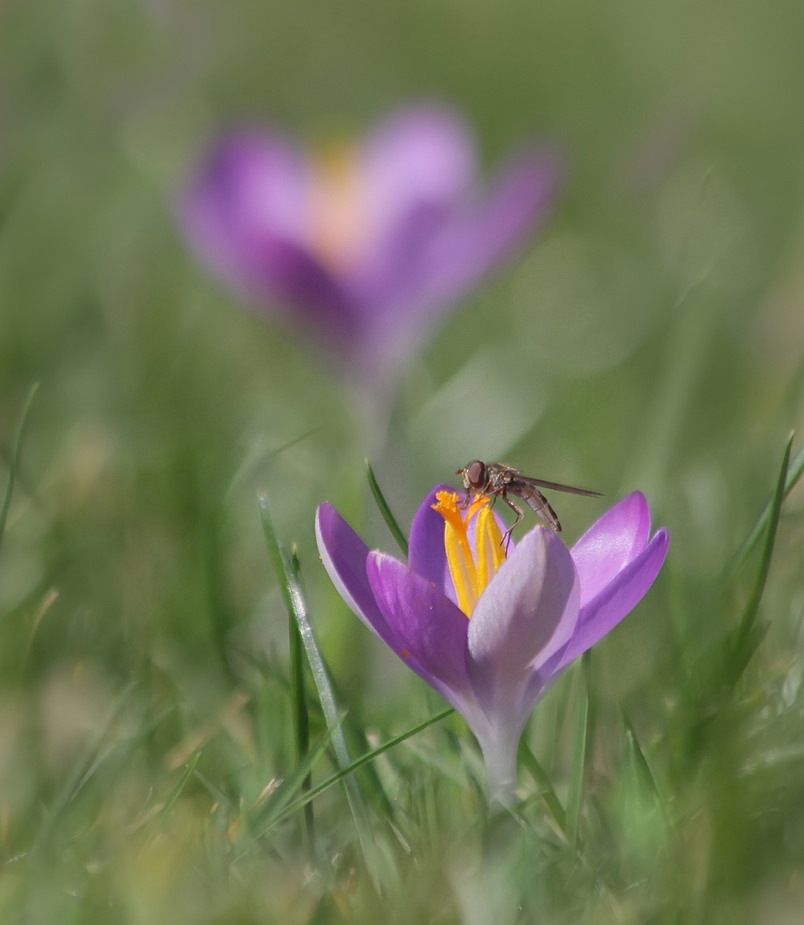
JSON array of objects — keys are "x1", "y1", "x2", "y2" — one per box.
[
  {"x1": 431, "y1": 489, "x2": 489, "y2": 524},
  {"x1": 432, "y1": 489, "x2": 505, "y2": 617},
  {"x1": 431, "y1": 490, "x2": 463, "y2": 528}
]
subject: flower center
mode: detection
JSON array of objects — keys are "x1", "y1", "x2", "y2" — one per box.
[
  {"x1": 431, "y1": 491, "x2": 507, "y2": 617},
  {"x1": 307, "y1": 141, "x2": 366, "y2": 272}
]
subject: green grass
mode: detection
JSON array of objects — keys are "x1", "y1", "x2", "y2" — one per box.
[{"x1": 3, "y1": 0, "x2": 804, "y2": 921}]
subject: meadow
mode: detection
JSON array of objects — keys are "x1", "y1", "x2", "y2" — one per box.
[{"x1": 2, "y1": 0, "x2": 804, "y2": 921}]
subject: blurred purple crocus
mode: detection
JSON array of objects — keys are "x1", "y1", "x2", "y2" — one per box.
[
  {"x1": 179, "y1": 105, "x2": 560, "y2": 394},
  {"x1": 316, "y1": 487, "x2": 668, "y2": 805}
]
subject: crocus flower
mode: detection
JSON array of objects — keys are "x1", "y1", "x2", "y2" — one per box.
[
  {"x1": 315, "y1": 486, "x2": 668, "y2": 805},
  {"x1": 179, "y1": 105, "x2": 560, "y2": 397}
]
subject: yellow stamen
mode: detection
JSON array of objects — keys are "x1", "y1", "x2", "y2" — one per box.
[
  {"x1": 475, "y1": 504, "x2": 507, "y2": 590},
  {"x1": 432, "y1": 491, "x2": 507, "y2": 617},
  {"x1": 307, "y1": 141, "x2": 365, "y2": 271}
]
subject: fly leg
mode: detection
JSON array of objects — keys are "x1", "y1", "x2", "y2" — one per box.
[{"x1": 500, "y1": 495, "x2": 524, "y2": 549}]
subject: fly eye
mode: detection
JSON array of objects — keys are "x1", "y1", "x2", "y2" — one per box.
[{"x1": 467, "y1": 460, "x2": 485, "y2": 488}]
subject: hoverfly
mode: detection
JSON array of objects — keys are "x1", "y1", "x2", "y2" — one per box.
[{"x1": 456, "y1": 459, "x2": 601, "y2": 542}]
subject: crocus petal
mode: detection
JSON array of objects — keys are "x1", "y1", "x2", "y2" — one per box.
[
  {"x1": 366, "y1": 552, "x2": 479, "y2": 712},
  {"x1": 190, "y1": 130, "x2": 309, "y2": 244},
  {"x1": 360, "y1": 105, "x2": 475, "y2": 247},
  {"x1": 316, "y1": 505, "x2": 458, "y2": 695},
  {"x1": 466, "y1": 527, "x2": 580, "y2": 721},
  {"x1": 441, "y1": 148, "x2": 562, "y2": 290},
  {"x1": 571, "y1": 491, "x2": 652, "y2": 607},
  {"x1": 353, "y1": 108, "x2": 474, "y2": 309},
  {"x1": 557, "y1": 527, "x2": 669, "y2": 670},
  {"x1": 388, "y1": 149, "x2": 562, "y2": 324},
  {"x1": 180, "y1": 132, "x2": 357, "y2": 339},
  {"x1": 407, "y1": 484, "x2": 454, "y2": 596},
  {"x1": 315, "y1": 504, "x2": 397, "y2": 645},
  {"x1": 355, "y1": 149, "x2": 562, "y2": 375}
]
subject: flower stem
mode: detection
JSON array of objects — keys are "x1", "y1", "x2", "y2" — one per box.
[{"x1": 480, "y1": 732, "x2": 520, "y2": 812}]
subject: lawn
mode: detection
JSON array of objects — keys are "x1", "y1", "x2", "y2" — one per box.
[{"x1": 2, "y1": 1, "x2": 804, "y2": 922}]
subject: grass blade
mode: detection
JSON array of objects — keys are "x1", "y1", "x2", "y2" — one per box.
[
  {"x1": 265, "y1": 425, "x2": 323, "y2": 460},
  {"x1": 36, "y1": 679, "x2": 138, "y2": 847},
  {"x1": 731, "y1": 434, "x2": 792, "y2": 676},
  {"x1": 620, "y1": 707, "x2": 669, "y2": 825},
  {"x1": 0, "y1": 382, "x2": 39, "y2": 558},
  {"x1": 518, "y1": 743, "x2": 567, "y2": 834},
  {"x1": 365, "y1": 460, "x2": 408, "y2": 556},
  {"x1": 566, "y1": 652, "x2": 593, "y2": 849},
  {"x1": 161, "y1": 753, "x2": 203, "y2": 817},
  {"x1": 288, "y1": 550, "x2": 314, "y2": 853},
  {"x1": 264, "y1": 706, "x2": 454, "y2": 833},
  {"x1": 245, "y1": 716, "x2": 343, "y2": 841},
  {"x1": 257, "y1": 493, "x2": 380, "y2": 882},
  {"x1": 724, "y1": 432, "x2": 802, "y2": 581}
]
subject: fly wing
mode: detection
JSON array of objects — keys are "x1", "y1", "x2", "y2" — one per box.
[
  {"x1": 518, "y1": 475, "x2": 602, "y2": 498},
  {"x1": 513, "y1": 482, "x2": 562, "y2": 532}
]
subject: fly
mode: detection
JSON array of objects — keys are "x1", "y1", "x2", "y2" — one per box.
[{"x1": 456, "y1": 459, "x2": 602, "y2": 541}]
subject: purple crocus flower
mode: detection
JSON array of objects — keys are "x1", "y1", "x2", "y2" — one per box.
[
  {"x1": 316, "y1": 486, "x2": 668, "y2": 804},
  {"x1": 179, "y1": 105, "x2": 560, "y2": 394}
]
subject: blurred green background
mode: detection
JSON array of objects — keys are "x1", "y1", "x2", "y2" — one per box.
[{"x1": 2, "y1": 0, "x2": 804, "y2": 921}]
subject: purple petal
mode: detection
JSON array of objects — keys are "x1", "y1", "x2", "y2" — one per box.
[
  {"x1": 466, "y1": 527, "x2": 580, "y2": 718},
  {"x1": 571, "y1": 491, "x2": 652, "y2": 607},
  {"x1": 558, "y1": 527, "x2": 669, "y2": 670},
  {"x1": 346, "y1": 106, "x2": 477, "y2": 340},
  {"x1": 315, "y1": 504, "x2": 397, "y2": 645},
  {"x1": 355, "y1": 148, "x2": 562, "y2": 368},
  {"x1": 366, "y1": 552, "x2": 478, "y2": 709},
  {"x1": 180, "y1": 131, "x2": 357, "y2": 339},
  {"x1": 407, "y1": 483, "x2": 453, "y2": 596},
  {"x1": 359, "y1": 105, "x2": 475, "y2": 247},
  {"x1": 409, "y1": 149, "x2": 561, "y2": 310},
  {"x1": 189, "y1": 130, "x2": 308, "y2": 244},
  {"x1": 439, "y1": 147, "x2": 563, "y2": 290},
  {"x1": 316, "y1": 505, "x2": 457, "y2": 694}
]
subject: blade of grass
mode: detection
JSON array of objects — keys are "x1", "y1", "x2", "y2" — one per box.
[
  {"x1": 35, "y1": 679, "x2": 138, "y2": 847},
  {"x1": 207, "y1": 427, "x2": 323, "y2": 684},
  {"x1": 161, "y1": 752, "x2": 203, "y2": 817},
  {"x1": 261, "y1": 706, "x2": 454, "y2": 835},
  {"x1": 724, "y1": 432, "x2": 802, "y2": 582},
  {"x1": 620, "y1": 707, "x2": 670, "y2": 827},
  {"x1": 0, "y1": 382, "x2": 39, "y2": 558},
  {"x1": 258, "y1": 493, "x2": 382, "y2": 886},
  {"x1": 203, "y1": 503, "x2": 238, "y2": 686},
  {"x1": 191, "y1": 767, "x2": 240, "y2": 813},
  {"x1": 730, "y1": 434, "x2": 792, "y2": 678},
  {"x1": 165, "y1": 690, "x2": 250, "y2": 770},
  {"x1": 266, "y1": 425, "x2": 323, "y2": 460},
  {"x1": 243, "y1": 715, "x2": 343, "y2": 841},
  {"x1": 341, "y1": 709, "x2": 396, "y2": 819},
  {"x1": 518, "y1": 743, "x2": 567, "y2": 834},
  {"x1": 566, "y1": 652, "x2": 593, "y2": 849},
  {"x1": 288, "y1": 550, "x2": 314, "y2": 854},
  {"x1": 365, "y1": 460, "x2": 408, "y2": 556}
]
